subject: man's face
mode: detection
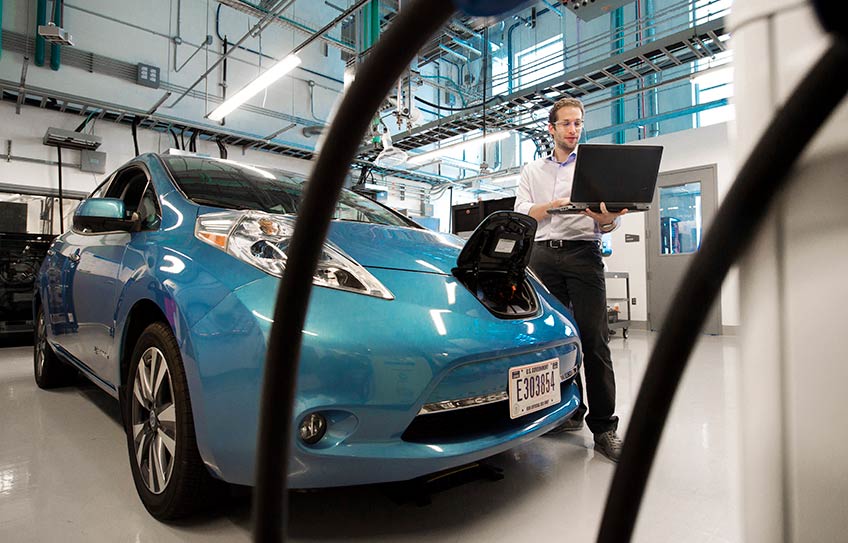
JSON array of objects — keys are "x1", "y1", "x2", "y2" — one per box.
[{"x1": 548, "y1": 106, "x2": 584, "y2": 154}]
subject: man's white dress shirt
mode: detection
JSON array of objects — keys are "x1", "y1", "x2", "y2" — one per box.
[{"x1": 514, "y1": 147, "x2": 619, "y2": 242}]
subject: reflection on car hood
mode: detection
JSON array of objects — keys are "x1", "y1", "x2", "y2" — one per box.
[{"x1": 326, "y1": 221, "x2": 464, "y2": 275}]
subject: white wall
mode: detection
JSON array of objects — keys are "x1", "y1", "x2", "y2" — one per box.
[
  {"x1": 0, "y1": 0, "x2": 346, "y2": 149},
  {"x1": 0, "y1": 100, "x2": 315, "y2": 196},
  {"x1": 606, "y1": 122, "x2": 740, "y2": 326},
  {"x1": 0, "y1": 100, "x2": 428, "y2": 221}
]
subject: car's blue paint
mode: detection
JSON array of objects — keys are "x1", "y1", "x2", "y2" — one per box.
[
  {"x1": 326, "y1": 221, "x2": 465, "y2": 274},
  {"x1": 75, "y1": 197, "x2": 125, "y2": 219},
  {"x1": 36, "y1": 153, "x2": 583, "y2": 489}
]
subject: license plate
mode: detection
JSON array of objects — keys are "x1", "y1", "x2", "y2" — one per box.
[{"x1": 508, "y1": 358, "x2": 561, "y2": 419}]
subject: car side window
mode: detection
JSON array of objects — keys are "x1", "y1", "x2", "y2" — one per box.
[
  {"x1": 90, "y1": 175, "x2": 114, "y2": 199},
  {"x1": 136, "y1": 186, "x2": 161, "y2": 230},
  {"x1": 105, "y1": 166, "x2": 161, "y2": 231}
]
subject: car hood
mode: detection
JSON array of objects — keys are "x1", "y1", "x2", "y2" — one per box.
[{"x1": 326, "y1": 221, "x2": 464, "y2": 275}]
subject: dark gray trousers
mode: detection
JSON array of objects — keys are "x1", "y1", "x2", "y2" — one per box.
[{"x1": 530, "y1": 240, "x2": 618, "y2": 434}]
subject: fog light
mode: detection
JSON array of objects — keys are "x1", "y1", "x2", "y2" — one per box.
[{"x1": 299, "y1": 413, "x2": 327, "y2": 444}]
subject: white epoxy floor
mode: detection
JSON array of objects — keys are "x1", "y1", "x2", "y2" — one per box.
[{"x1": 0, "y1": 330, "x2": 740, "y2": 542}]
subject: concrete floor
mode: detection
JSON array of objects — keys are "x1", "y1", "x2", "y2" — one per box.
[{"x1": 0, "y1": 330, "x2": 740, "y2": 542}]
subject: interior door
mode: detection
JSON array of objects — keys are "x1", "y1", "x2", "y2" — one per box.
[{"x1": 646, "y1": 165, "x2": 721, "y2": 335}]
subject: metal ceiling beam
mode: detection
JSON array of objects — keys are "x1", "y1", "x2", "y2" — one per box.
[
  {"x1": 362, "y1": 17, "x2": 728, "y2": 162},
  {"x1": 170, "y1": 0, "x2": 368, "y2": 110},
  {"x1": 216, "y1": 0, "x2": 355, "y2": 52}
]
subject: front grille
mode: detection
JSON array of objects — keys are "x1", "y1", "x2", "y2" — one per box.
[{"x1": 402, "y1": 378, "x2": 576, "y2": 444}]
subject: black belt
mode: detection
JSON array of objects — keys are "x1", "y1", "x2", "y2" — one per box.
[{"x1": 535, "y1": 239, "x2": 600, "y2": 249}]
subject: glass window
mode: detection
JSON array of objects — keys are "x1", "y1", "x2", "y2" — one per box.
[
  {"x1": 161, "y1": 156, "x2": 415, "y2": 228},
  {"x1": 516, "y1": 36, "x2": 563, "y2": 90},
  {"x1": 659, "y1": 182, "x2": 702, "y2": 255}
]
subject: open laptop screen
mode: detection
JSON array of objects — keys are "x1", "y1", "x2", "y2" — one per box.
[{"x1": 570, "y1": 144, "x2": 663, "y2": 206}]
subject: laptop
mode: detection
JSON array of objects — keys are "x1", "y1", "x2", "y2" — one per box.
[{"x1": 548, "y1": 144, "x2": 663, "y2": 214}]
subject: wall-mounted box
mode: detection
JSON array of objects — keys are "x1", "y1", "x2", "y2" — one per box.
[{"x1": 80, "y1": 150, "x2": 107, "y2": 174}]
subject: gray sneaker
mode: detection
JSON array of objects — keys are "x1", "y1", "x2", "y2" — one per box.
[{"x1": 593, "y1": 430, "x2": 623, "y2": 462}]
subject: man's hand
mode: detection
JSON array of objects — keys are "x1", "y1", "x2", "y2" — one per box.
[
  {"x1": 584, "y1": 202, "x2": 627, "y2": 226},
  {"x1": 529, "y1": 198, "x2": 571, "y2": 222}
]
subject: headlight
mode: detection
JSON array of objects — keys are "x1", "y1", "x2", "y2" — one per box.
[{"x1": 195, "y1": 211, "x2": 394, "y2": 300}]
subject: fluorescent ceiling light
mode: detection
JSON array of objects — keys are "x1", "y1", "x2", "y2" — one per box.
[
  {"x1": 209, "y1": 54, "x2": 301, "y2": 121},
  {"x1": 408, "y1": 131, "x2": 511, "y2": 164}
]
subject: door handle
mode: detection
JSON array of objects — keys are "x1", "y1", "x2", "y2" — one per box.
[{"x1": 47, "y1": 249, "x2": 55, "y2": 256}]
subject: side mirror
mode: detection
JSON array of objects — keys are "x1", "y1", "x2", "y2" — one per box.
[{"x1": 73, "y1": 198, "x2": 140, "y2": 233}]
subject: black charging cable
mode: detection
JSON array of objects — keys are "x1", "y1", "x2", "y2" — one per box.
[
  {"x1": 252, "y1": 1, "x2": 456, "y2": 541},
  {"x1": 597, "y1": 37, "x2": 848, "y2": 543}
]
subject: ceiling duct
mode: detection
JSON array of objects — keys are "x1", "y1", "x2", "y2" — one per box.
[{"x1": 42, "y1": 127, "x2": 102, "y2": 150}]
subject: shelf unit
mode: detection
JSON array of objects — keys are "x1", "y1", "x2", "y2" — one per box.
[{"x1": 605, "y1": 271, "x2": 631, "y2": 339}]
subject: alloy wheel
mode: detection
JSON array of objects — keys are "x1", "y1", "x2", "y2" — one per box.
[
  {"x1": 131, "y1": 347, "x2": 177, "y2": 494},
  {"x1": 35, "y1": 313, "x2": 47, "y2": 379}
]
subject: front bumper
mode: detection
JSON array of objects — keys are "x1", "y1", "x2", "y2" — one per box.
[{"x1": 185, "y1": 267, "x2": 582, "y2": 487}]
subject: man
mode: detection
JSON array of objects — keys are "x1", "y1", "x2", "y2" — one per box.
[{"x1": 514, "y1": 97, "x2": 625, "y2": 462}]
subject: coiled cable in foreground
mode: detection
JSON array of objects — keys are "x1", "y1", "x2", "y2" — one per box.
[
  {"x1": 253, "y1": 1, "x2": 457, "y2": 542},
  {"x1": 598, "y1": 38, "x2": 848, "y2": 543}
]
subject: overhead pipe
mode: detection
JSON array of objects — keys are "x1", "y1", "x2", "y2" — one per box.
[
  {"x1": 168, "y1": 128, "x2": 181, "y2": 149},
  {"x1": 586, "y1": 98, "x2": 728, "y2": 139},
  {"x1": 644, "y1": 0, "x2": 659, "y2": 137},
  {"x1": 131, "y1": 117, "x2": 141, "y2": 156},
  {"x1": 214, "y1": 5, "x2": 344, "y2": 85},
  {"x1": 215, "y1": 138, "x2": 228, "y2": 159},
  {"x1": 221, "y1": 36, "x2": 228, "y2": 126},
  {"x1": 170, "y1": 0, "x2": 369, "y2": 110},
  {"x1": 50, "y1": 0, "x2": 62, "y2": 71},
  {"x1": 56, "y1": 146, "x2": 64, "y2": 232},
  {"x1": 420, "y1": 74, "x2": 468, "y2": 106},
  {"x1": 35, "y1": 0, "x2": 47, "y2": 67},
  {"x1": 610, "y1": 7, "x2": 625, "y2": 143},
  {"x1": 438, "y1": 43, "x2": 468, "y2": 62},
  {"x1": 167, "y1": 0, "x2": 295, "y2": 109},
  {"x1": 369, "y1": 0, "x2": 380, "y2": 48},
  {"x1": 223, "y1": 0, "x2": 354, "y2": 52}
]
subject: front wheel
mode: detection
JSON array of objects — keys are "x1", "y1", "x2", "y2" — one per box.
[
  {"x1": 33, "y1": 307, "x2": 75, "y2": 389},
  {"x1": 125, "y1": 322, "x2": 218, "y2": 519}
]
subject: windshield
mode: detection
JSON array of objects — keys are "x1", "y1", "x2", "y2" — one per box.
[{"x1": 160, "y1": 155, "x2": 415, "y2": 228}]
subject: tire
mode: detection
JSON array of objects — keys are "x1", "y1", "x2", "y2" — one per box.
[
  {"x1": 33, "y1": 307, "x2": 75, "y2": 389},
  {"x1": 124, "y1": 322, "x2": 218, "y2": 520}
]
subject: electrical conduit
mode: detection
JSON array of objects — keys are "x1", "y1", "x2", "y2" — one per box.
[
  {"x1": 50, "y1": 0, "x2": 62, "y2": 71},
  {"x1": 35, "y1": 0, "x2": 46, "y2": 66}
]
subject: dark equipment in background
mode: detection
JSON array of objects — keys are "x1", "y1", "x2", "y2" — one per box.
[
  {"x1": 0, "y1": 233, "x2": 56, "y2": 335},
  {"x1": 0, "y1": 202, "x2": 27, "y2": 233},
  {"x1": 451, "y1": 196, "x2": 516, "y2": 238}
]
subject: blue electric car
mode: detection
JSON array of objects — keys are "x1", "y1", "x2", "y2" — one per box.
[{"x1": 34, "y1": 153, "x2": 582, "y2": 519}]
